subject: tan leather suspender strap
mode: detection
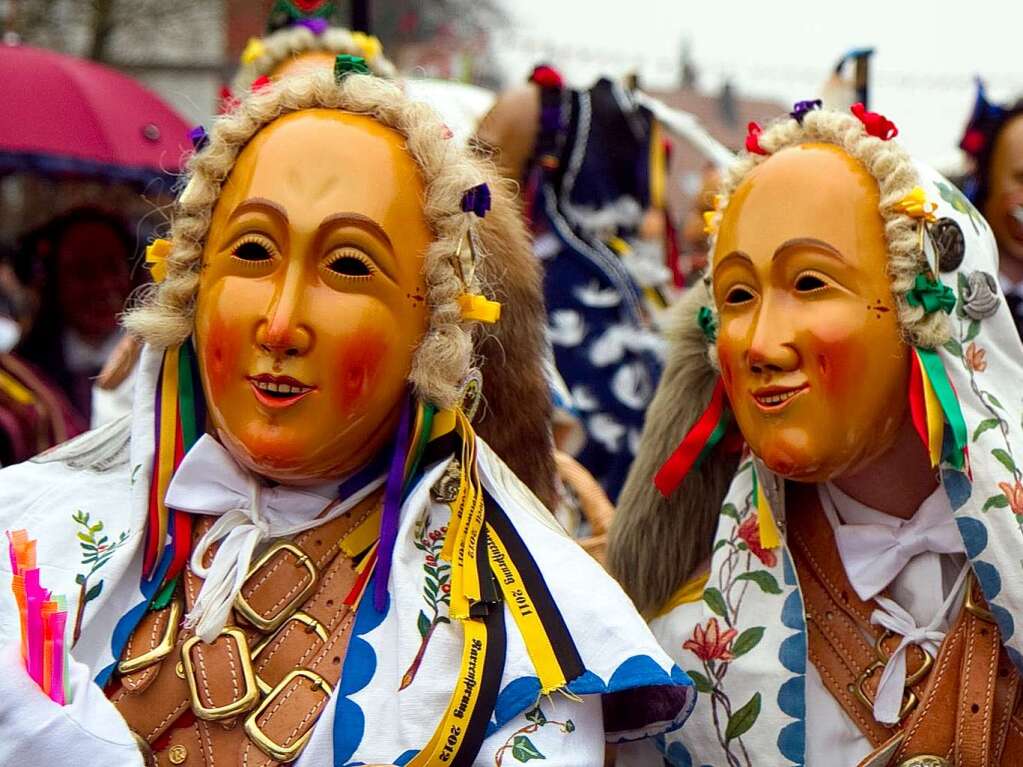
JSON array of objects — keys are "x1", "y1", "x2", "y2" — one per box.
[
  {"x1": 112, "y1": 489, "x2": 380, "y2": 766},
  {"x1": 786, "y1": 482, "x2": 1022, "y2": 767}
]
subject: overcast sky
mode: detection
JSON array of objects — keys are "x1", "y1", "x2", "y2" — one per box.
[{"x1": 493, "y1": 0, "x2": 1023, "y2": 168}]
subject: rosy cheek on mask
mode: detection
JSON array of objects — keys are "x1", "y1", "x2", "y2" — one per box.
[
  {"x1": 202, "y1": 310, "x2": 243, "y2": 401},
  {"x1": 334, "y1": 330, "x2": 389, "y2": 416}
]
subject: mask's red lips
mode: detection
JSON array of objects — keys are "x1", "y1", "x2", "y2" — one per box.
[
  {"x1": 247, "y1": 373, "x2": 316, "y2": 409},
  {"x1": 751, "y1": 384, "x2": 809, "y2": 412}
]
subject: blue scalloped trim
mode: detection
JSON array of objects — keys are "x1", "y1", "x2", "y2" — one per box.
[
  {"x1": 95, "y1": 542, "x2": 173, "y2": 687},
  {"x1": 486, "y1": 654, "x2": 694, "y2": 741},
  {"x1": 335, "y1": 572, "x2": 389, "y2": 767},
  {"x1": 776, "y1": 550, "x2": 806, "y2": 766}
]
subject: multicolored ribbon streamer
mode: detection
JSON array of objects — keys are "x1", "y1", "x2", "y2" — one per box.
[
  {"x1": 752, "y1": 464, "x2": 781, "y2": 550},
  {"x1": 143, "y1": 342, "x2": 206, "y2": 586},
  {"x1": 655, "y1": 378, "x2": 730, "y2": 496},
  {"x1": 909, "y1": 347, "x2": 968, "y2": 471}
]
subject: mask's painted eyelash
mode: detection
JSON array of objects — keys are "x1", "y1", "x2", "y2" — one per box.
[
  {"x1": 794, "y1": 271, "x2": 830, "y2": 292},
  {"x1": 231, "y1": 235, "x2": 276, "y2": 263},
  {"x1": 324, "y1": 249, "x2": 374, "y2": 278},
  {"x1": 725, "y1": 286, "x2": 755, "y2": 304}
]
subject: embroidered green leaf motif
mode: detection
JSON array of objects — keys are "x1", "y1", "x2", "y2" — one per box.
[
  {"x1": 686, "y1": 669, "x2": 714, "y2": 693},
  {"x1": 992, "y1": 449, "x2": 1017, "y2": 474},
  {"x1": 730, "y1": 626, "x2": 766, "y2": 659},
  {"x1": 417, "y1": 610, "x2": 431, "y2": 638},
  {"x1": 736, "y1": 570, "x2": 782, "y2": 595},
  {"x1": 703, "y1": 587, "x2": 727, "y2": 617},
  {"x1": 713, "y1": 538, "x2": 728, "y2": 553},
  {"x1": 965, "y1": 320, "x2": 982, "y2": 342},
  {"x1": 987, "y1": 393, "x2": 1004, "y2": 410},
  {"x1": 725, "y1": 691, "x2": 761, "y2": 741},
  {"x1": 983, "y1": 494, "x2": 1009, "y2": 512},
  {"x1": 943, "y1": 339, "x2": 963, "y2": 358},
  {"x1": 974, "y1": 418, "x2": 1002, "y2": 441},
  {"x1": 564, "y1": 720, "x2": 575, "y2": 733},
  {"x1": 525, "y1": 706, "x2": 547, "y2": 726},
  {"x1": 85, "y1": 582, "x2": 103, "y2": 602},
  {"x1": 720, "y1": 503, "x2": 739, "y2": 521},
  {"x1": 511, "y1": 735, "x2": 545, "y2": 762}
]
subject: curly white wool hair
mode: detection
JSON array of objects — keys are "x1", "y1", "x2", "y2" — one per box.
[
  {"x1": 704, "y1": 107, "x2": 950, "y2": 349},
  {"x1": 125, "y1": 69, "x2": 496, "y2": 409},
  {"x1": 231, "y1": 25, "x2": 397, "y2": 96}
]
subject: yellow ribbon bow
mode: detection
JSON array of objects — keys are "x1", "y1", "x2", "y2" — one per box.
[
  {"x1": 458, "y1": 293, "x2": 501, "y2": 324},
  {"x1": 895, "y1": 186, "x2": 938, "y2": 223},
  {"x1": 703, "y1": 210, "x2": 719, "y2": 237},
  {"x1": 145, "y1": 239, "x2": 172, "y2": 283},
  {"x1": 351, "y1": 31, "x2": 382, "y2": 60},
  {"x1": 240, "y1": 37, "x2": 266, "y2": 66}
]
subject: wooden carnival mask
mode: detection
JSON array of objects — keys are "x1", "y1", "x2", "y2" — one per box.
[
  {"x1": 712, "y1": 143, "x2": 910, "y2": 482},
  {"x1": 194, "y1": 109, "x2": 431, "y2": 484}
]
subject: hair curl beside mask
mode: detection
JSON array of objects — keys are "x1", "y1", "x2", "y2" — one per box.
[{"x1": 124, "y1": 69, "x2": 501, "y2": 410}]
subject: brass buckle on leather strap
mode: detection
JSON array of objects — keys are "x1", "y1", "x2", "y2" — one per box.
[
  {"x1": 964, "y1": 573, "x2": 995, "y2": 623},
  {"x1": 117, "y1": 598, "x2": 182, "y2": 675},
  {"x1": 244, "y1": 669, "x2": 333, "y2": 762},
  {"x1": 854, "y1": 660, "x2": 919, "y2": 724},
  {"x1": 181, "y1": 628, "x2": 260, "y2": 721},
  {"x1": 234, "y1": 541, "x2": 318, "y2": 632},
  {"x1": 875, "y1": 631, "x2": 934, "y2": 687},
  {"x1": 251, "y1": 611, "x2": 329, "y2": 695}
]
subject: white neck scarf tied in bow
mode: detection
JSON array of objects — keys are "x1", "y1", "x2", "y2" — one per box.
[
  {"x1": 868, "y1": 564, "x2": 969, "y2": 724},
  {"x1": 820, "y1": 483, "x2": 969, "y2": 725},
  {"x1": 829, "y1": 485, "x2": 965, "y2": 603},
  {"x1": 165, "y1": 434, "x2": 386, "y2": 643}
]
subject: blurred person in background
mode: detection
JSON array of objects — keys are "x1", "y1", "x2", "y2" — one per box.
[
  {"x1": 15, "y1": 207, "x2": 135, "y2": 421},
  {"x1": 0, "y1": 241, "x2": 82, "y2": 464},
  {"x1": 476, "y1": 65, "x2": 678, "y2": 502},
  {"x1": 959, "y1": 82, "x2": 1023, "y2": 337}
]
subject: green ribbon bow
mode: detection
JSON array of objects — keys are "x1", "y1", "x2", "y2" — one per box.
[
  {"x1": 697, "y1": 306, "x2": 717, "y2": 342},
  {"x1": 906, "y1": 274, "x2": 956, "y2": 315},
  {"x1": 334, "y1": 54, "x2": 370, "y2": 82}
]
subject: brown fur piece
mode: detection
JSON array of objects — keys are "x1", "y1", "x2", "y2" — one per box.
[
  {"x1": 473, "y1": 179, "x2": 558, "y2": 511},
  {"x1": 608, "y1": 282, "x2": 738, "y2": 616}
]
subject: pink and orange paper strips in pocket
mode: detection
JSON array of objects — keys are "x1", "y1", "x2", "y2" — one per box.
[{"x1": 7, "y1": 529, "x2": 70, "y2": 704}]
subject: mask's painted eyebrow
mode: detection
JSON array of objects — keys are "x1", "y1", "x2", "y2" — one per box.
[
  {"x1": 773, "y1": 237, "x2": 846, "y2": 263},
  {"x1": 317, "y1": 212, "x2": 398, "y2": 282},
  {"x1": 232, "y1": 197, "x2": 289, "y2": 222},
  {"x1": 712, "y1": 250, "x2": 753, "y2": 277}
]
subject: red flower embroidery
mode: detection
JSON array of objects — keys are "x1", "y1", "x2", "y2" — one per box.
[
  {"x1": 745, "y1": 122, "x2": 767, "y2": 155},
  {"x1": 965, "y1": 342, "x2": 987, "y2": 372},
  {"x1": 850, "y1": 103, "x2": 898, "y2": 140},
  {"x1": 737, "y1": 514, "x2": 777, "y2": 568},
  {"x1": 998, "y1": 481, "x2": 1023, "y2": 516},
  {"x1": 683, "y1": 617, "x2": 738, "y2": 662}
]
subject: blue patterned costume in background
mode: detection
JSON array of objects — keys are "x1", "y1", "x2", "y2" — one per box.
[{"x1": 527, "y1": 76, "x2": 669, "y2": 500}]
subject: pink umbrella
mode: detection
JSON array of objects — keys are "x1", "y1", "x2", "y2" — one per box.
[{"x1": 0, "y1": 43, "x2": 192, "y2": 186}]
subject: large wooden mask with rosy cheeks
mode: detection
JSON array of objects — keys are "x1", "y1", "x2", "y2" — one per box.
[
  {"x1": 712, "y1": 143, "x2": 911, "y2": 482},
  {"x1": 194, "y1": 109, "x2": 431, "y2": 484}
]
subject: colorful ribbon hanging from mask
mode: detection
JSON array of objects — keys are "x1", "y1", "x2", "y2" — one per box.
[
  {"x1": 142, "y1": 342, "x2": 206, "y2": 586},
  {"x1": 909, "y1": 347, "x2": 968, "y2": 471},
  {"x1": 655, "y1": 378, "x2": 730, "y2": 496},
  {"x1": 752, "y1": 464, "x2": 781, "y2": 550}
]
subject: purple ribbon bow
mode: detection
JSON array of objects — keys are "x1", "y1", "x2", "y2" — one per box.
[
  {"x1": 461, "y1": 183, "x2": 491, "y2": 218},
  {"x1": 790, "y1": 99, "x2": 822, "y2": 124},
  {"x1": 294, "y1": 17, "x2": 329, "y2": 35},
  {"x1": 188, "y1": 125, "x2": 209, "y2": 151}
]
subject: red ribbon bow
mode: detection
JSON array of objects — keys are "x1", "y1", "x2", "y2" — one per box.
[
  {"x1": 745, "y1": 122, "x2": 768, "y2": 155},
  {"x1": 851, "y1": 103, "x2": 898, "y2": 140}
]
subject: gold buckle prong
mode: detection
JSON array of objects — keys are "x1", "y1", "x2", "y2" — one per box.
[
  {"x1": 244, "y1": 669, "x2": 333, "y2": 762},
  {"x1": 965, "y1": 573, "x2": 995, "y2": 623},
  {"x1": 854, "y1": 660, "x2": 918, "y2": 724},
  {"x1": 234, "y1": 541, "x2": 317, "y2": 632},
  {"x1": 181, "y1": 628, "x2": 260, "y2": 721},
  {"x1": 874, "y1": 630, "x2": 934, "y2": 687},
  {"x1": 118, "y1": 599, "x2": 182, "y2": 675}
]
